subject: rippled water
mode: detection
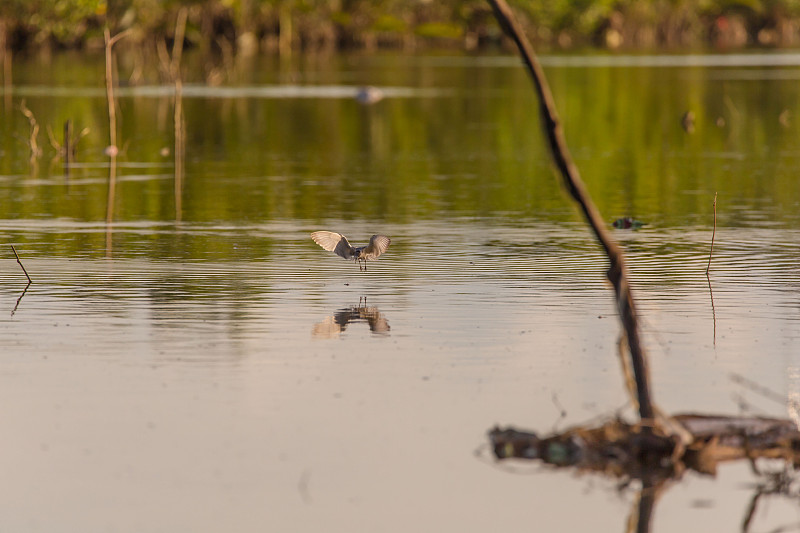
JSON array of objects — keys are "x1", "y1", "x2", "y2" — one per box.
[{"x1": 1, "y1": 51, "x2": 799, "y2": 531}]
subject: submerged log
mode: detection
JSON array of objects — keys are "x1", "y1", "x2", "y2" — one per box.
[{"x1": 490, "y1": 414, "x2": 800, "y2": 480}]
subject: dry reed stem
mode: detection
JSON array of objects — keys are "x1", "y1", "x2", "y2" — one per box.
[
  {"x1": 706, "y1": 192, "x2": 717, "y2": 274},
  {"x1": 104, "y1": 28, "x2": 130, "y2": 154},
  {"x1": 64, "y1": 119, "x2": 72, "y2": 166},
  {"x1": 104, "y1": 27, "x2": 130, "y2": 229},
  {"x1": 488, "y1": 0, "x2": 655, "y2": 423},
  {"x1": 705, "y1": 193, "x2": 718, "y2": 344},
  {"x1": 2, "y1": 22, "x2": 10, "y2": 111},
  {"x1": 10, "y1": 245, "x2": 32, "y2": 283},
  {"x1": 171, "y1": 8, "x2": 188, "y2": 79},
  {"x1": 20, "y1": 99, "x2": 41, "y2": 161},
  {"x1": 103, "y1": 27, "x2": 130, "y2": 254},
  {"x1": 170, "y1": 9, "x2": 188, "y2": 221},
  {"x1": 104, "y1": 27, "x2": 117, "y2": 200},
  {"x1": 46, "y1": 124, "x2": 61, "y2": 152},
  {"x1": 174, "y1": 78, "x2": 184, "y2": 221},
  {"x1": 706, "y1": 273, "x2": 717, "y2": 346}
]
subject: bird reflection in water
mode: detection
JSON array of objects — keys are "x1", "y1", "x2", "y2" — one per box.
[{"x1": 312, "y1": 297, "x2": 390, "y2": 338}]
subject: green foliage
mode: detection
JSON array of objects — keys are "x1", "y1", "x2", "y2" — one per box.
[
  {"x1": 414, "y1": 22, "x2": 463, "y2": 40},
  {"x1": 3, "y1": 50, "x2": 800, "y2": 231},
  {"x1": 1, "y1": 0, "x2": 105, "y2": 45},
  {"x1": 4, "y1": 0, "x2": 800, "y2": 51},
  {"x1": 372, "y1": 14, "x2": 407, "y2": 33}
]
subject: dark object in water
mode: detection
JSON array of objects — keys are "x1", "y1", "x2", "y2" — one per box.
[
  {"x1": 489, "y1": 414, "x2": 800, "y2": 479},
  {"x1": 355, "y1": 86, "x2": 384, "y2": 105},
  {"x1": 682, "y1": 110, "x2": 695, "y2": 133},
  {"x1": 612, "y1": 217, "x2": 646, "y2": 229}
]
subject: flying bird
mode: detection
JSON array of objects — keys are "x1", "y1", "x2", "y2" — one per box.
[{"x1": 311, "y1": 231, "x2": 391, "y2": 271}]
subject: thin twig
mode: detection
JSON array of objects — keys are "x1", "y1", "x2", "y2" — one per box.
[
  {"x1": 10, "y1": 245, "x2": 32, "y2": 283},
  {"x1": 107, "y1": 28, "x2": 132, "y2": 48},
  {"x1": 706, "y1": 192, "x2": 717, "y2": 274},
  {"x1": 488, "y1": 0, "x2": 655, "y2": 423},
  {"x1": 705, "y1": 193, "x2": 718, "y2": 345}
]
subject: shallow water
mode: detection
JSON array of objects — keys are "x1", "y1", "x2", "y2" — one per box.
[{"x1": 1, "y1": 51, "x2": 799, "y2": 531}]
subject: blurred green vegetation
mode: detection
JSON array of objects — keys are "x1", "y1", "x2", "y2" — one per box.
[{"x1": 4, "y1": 0, "x2": 800, "y2": 54}]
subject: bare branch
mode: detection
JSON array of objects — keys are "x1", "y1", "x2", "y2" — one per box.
[
  {"x1": 488, "y1": 0, "x2": 655, "y2": 422},
  {"x1": 10, "y1": 245, "x2": 32, "y2": 283},
  {"x1": 706, "y1": 192, "x2": 718, "y2": 274}
]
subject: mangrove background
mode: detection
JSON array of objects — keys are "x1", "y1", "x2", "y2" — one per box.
[{"x1": 6, "y1": 0, "x2": 800, "y2": 58}]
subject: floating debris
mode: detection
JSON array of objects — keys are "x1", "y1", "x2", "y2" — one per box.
[
  {"x1": 489, "y1": 413, "x2": 800, "y2": 479},
  {"x1": 355, "y1": 86, "x2": 384, "y2": 105},
  {"x1": 612, "y1": 217, "x2": 646, "y2": 229}
]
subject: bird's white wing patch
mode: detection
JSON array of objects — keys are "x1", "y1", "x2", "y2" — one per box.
[{"x1": 311, "y1": 231, "x2": 355, "y2": 259}]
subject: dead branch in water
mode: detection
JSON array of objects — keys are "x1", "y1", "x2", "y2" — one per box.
[
  {"x1": 64, "y1": 119, "x2": 71, "y2": 167},
  {"x1": 19, "y1": 99, "x2": 41, "y2": 161},
  {"x1": 104, "y1": 27, "x2": 130, "y2": 156},
  {"x1": 10, "y1": 245, "x2": 32, "y2": 283},
  {"x1": 170, "y1": 8, "x2": 188, "y2": 81},
  {"x1": 485, "y1": 3, "x2": 800, "y2": 505},
  {"x1": 706, "y1": 192, "x2": 717, "y2": 274},
  {"x1": 707, "y1": 273, "x2": 717, "y2": 346},
  {"x1": 172, "y1": 8, "x2": 188, "y2": 221},
  {"x1": 2, "y1": 22, "x2": 11, "y2": 111},
  {"x1": 103, "y1": 27, "x2": 130, "y2": 256},
  {"x1": 156, "y1": 10, "x2": 188, "y2": 220},
  {"x1": 488, "y1": 0, "x2": 655, "y2": 425},
  {"x1": 490, "y1": 414, "x2": 800, "y2": 480},
  {"x1": 705, "y1": 193, "x2": 718, "y2": 345},
  {"x1": 46, "y1": 121, "x2": 89, "y2": 164},
  {"x1": 104, "y1": 27, "x2": 130, "y2": 239}
]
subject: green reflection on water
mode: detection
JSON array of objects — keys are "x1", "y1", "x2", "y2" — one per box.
[{"x1": 1, "y1": 51, "x2": 799, "y2": 250}]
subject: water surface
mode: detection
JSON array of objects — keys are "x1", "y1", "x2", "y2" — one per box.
[{"x1": 0, "y1": 51, "x2": 799, "y2": 532}]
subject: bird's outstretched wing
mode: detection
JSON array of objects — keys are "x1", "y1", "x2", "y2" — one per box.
[
  {"x1": 311, "y1": 231, "x2": 356, "y2": 259},
  {"x1": 361, "y1": 235, "x2": 391, "y2": 260}
]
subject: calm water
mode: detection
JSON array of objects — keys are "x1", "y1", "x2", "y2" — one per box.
[{"x1": 1, "y1": 51, "x2": 799, "y2": 532}]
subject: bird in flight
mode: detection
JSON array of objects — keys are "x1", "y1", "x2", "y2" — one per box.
[{"x1": 311, "y1": 231, "x2": 391, "y2": 271}]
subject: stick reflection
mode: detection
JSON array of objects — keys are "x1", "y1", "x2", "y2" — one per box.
[
  {"x1": 11, "y1": 281, "x2": 31, "y2": 317},
  {"x1": 312, "y1": 297, "x2": 390, "y2": 338}
]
